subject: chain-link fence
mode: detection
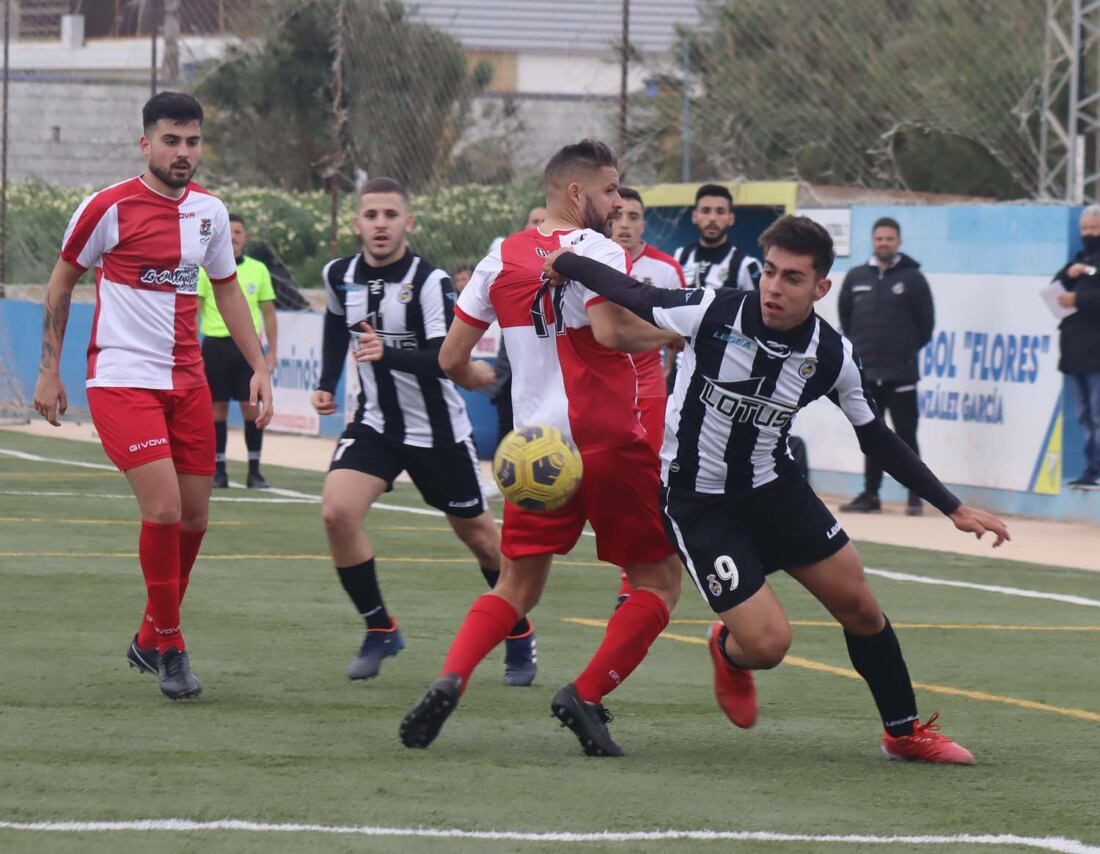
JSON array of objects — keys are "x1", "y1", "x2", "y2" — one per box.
[{"x1": 0, "y1": 0, "x2": 1057, "y2": 289}]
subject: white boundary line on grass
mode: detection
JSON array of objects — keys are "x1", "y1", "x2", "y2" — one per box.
[
  {"x1": 0, "y1": 820, "x2": 1096, "y2": 852},
  {"x1": 6, "y1": 446, "x2": 1100, "y2": 609}
]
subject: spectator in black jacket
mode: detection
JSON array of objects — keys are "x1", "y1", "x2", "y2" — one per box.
[
  {"x1": 1053, "y1": 205, "x2": 1100, "y2": 489},
  {"x1": 838, "y1": 217, "x2": 935, "y2": 515}
]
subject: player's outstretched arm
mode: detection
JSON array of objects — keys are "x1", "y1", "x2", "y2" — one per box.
[
  {"x1": 213, "y1": 279, "x2": 273, "y2": 428},
  {"x1": 948, "y1": 504, "x2": 1010, "y2": 548},
  {"x1": 32, "y1": 259, "x2": 83, "y2": 426},
  {"x1": 854, "y1": 419, "x2": 1010, "y2": 547},
  {"x1": 438, "y1": 316, "x2": 495, "y2": 390}
]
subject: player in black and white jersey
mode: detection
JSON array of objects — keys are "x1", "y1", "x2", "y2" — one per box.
[
  {"x1": 675, "y1": 184, "x2": 762, "y2": 292},
  {"x1": 545, "y1": 215, "x2": 1009, "y2": 765},
  {"x1": 312, "y1": 177, "x2": 537, "y2": 686}
]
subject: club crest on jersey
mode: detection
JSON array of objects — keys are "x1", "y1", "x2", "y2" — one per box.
[
  {"x1": 699, "y1": 376, "x2": 797, "y2": 428},
  {"x1": 398, "y1": 284, "x2": 414, "y2": 304},
  {"x1": 199, "y1": 218, "x2": 212, "y2": 244},
  {"x1": 799, "y1": 357, "x2": 818, "y2": 379}
]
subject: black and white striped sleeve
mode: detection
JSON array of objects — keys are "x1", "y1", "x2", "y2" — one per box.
[
  {"x1": 418, "y1": 268, "x2": 454, "y2": 339},
  {"x1": 827, "y1": 338, "x2": 877, "y2": 427},
  {"x1": 318, "y1": 259, "x2": 348, "y2": 393}
]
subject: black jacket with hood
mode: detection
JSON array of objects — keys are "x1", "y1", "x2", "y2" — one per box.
[{"x1": 837, "y1": 253, "x2": 935, "y2": 384}]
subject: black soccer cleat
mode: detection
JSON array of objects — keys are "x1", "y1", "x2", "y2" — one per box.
[
  {"x1": 550, "y1": 683, "x2": 623, "y2": 757},
  {"x1": 246, "y1": 471, "x2": 271, "y2": 490},
  {"x1": 839, "y1": 492, "x2": 881, "y2": 513},
  {"x1": 399, "y1": 673, "x2": 462, "y2": 749},
  {"x1": 126, "y1": 634, "x2": 159, "y2": 676},
  {"x1": 157, "y1": 648, "x2": 203, "y2": 700},
  {"x1": 212, "y1": 470, "x2": 229, "y2": 489}
]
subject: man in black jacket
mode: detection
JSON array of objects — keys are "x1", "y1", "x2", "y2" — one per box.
[
  {"x1": 838, "y1": 217, "x2": 935, "y2": 515},
  {"x1": 1053, "y1": 205, "x2": 1100, "y2": 489}
]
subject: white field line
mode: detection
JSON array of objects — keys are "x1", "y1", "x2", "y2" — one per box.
[
  {"x1": 6, "y1": 446, "x2": 1100, "y2": 609},
  {"x1": 0, "y1": 820, "x2": 1096, "y2": 852}
]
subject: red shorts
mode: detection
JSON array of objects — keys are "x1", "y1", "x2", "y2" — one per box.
[
  {"x1": 638, "y1": 395, "x2": 666, "y2": 455},
  {"x1": 88, "y1": 385, "x2": 215, "y2": 475},
  {"x1": 501, "y1": 439, "x2": 674, "y2": 567}
]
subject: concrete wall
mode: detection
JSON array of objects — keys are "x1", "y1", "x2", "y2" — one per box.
[{"x1": 7, "y1": 79, "x2": 147, "y2": 187}]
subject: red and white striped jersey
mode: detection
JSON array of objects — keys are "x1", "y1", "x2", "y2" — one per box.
[
  {"x1": 456, "y1": 226, "x2": 646, "y2": 453},
  {"x1": 60, "y1": 176, "x2": 237, "y2": 390},
  {"x1": 628, "y1": 243, "x2": 686, "y2": 398}
]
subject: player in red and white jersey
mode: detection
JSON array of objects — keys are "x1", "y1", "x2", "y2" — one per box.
[
  {"x1": 609, "y1": 186, "x2": 688, "y2": 608},
  {"x1": 400, "y1": 140, "x2": 684, "y2": 758},
  {"x1": 32, "y1": 92, "x2": 272, "y2": 701}
]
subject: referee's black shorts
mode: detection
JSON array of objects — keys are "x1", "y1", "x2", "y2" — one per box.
[
  {"x1": 662, "y1": 475, "x2": 850, "y2": 614},
  {"x1": 202, "y1": 336, "x2": 253, "y2": 403}
]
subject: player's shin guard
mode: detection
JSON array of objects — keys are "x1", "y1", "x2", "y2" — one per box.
[
  {"x1": 844, "y1": 616, "x2": 918, "y2": 737},
  {"x1": 479, "y1": 566, "x2": 531, "y2": 637},
  {"x1": 178, "y1": 528, "x2": 206, "y2": 604},
  {"x1": 438, "y1": 593, "x2": 518, "y2": 691},
  {"x1": 573, "y1": 588, "x2": 669, "y2": 704},
  {"x1": 137, "y1": 526, "x2": 205, "y2": 648},
  {"x1": 138, "y1": 521, "x2": 184, "y2": 654}
]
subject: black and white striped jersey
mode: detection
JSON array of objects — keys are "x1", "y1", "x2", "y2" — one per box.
[
  {"x1": 319, "y1": 250, "x2": 472, "y2": 448},
  {"x1": 675, "y1": 242, "x2": 763, "y2": 292},
  {"x1": 652, "y1": 288, "x2": 875, "y2": 495}
]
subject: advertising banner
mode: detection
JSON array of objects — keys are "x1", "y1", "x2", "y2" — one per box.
[{"x1": 792, "y1": 274, "x2": 1063, "y2": 493}]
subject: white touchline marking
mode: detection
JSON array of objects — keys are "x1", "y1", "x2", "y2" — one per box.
[
  {"x1": 5, "y1": 446, "x2": 1100, "y2": 606},
  {"x1": 864, "y1": 567, "x2": 1100, "y2": 609},
  {"x1": 0, "y1": 821, "x2": 1096, "y2": 852}
]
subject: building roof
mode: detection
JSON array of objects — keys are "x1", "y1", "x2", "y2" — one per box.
[{"x1": 404, "y1": 0, "x2": 700, "y2": 55}]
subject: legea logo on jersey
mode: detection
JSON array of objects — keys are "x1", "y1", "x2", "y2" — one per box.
[
  {"x1": 139, "y1": 266, "x2": 199, "y2": 293},
  {"x1": 713, "y1": 325, "x2": 754, "y2": 350},
  {"x1": 699, "y1": 376, "x2": 797, "y2": 428}
]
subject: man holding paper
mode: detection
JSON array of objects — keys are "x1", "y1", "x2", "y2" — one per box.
[{"x1": 1052, "y1": 205, "x2": 1100, "y2": 489}]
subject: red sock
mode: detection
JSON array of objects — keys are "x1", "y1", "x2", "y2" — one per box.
[
  {"x1": 439, "y1": 593, "x2": 518, "y2": 691},
  {"x1": 617, "y1": 568, "x2": 634, "y2": 599},
  {"x1": 573, "y1": 588, "x2": 669, "y2": 703},
  {"x1": 137, "y1": 527, "x2": 204, "y2": 647},
  {"x1": 178, "y1": 528, "x2": 206, "y2": 604},
  {"x1": 138, "y1": 520, "x2": 184, "y2": 654}
]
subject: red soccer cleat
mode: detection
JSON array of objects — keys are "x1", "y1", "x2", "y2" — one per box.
[
  {"x1": 707, "y1": 622, "x2": 757, "y2": 729},
  {"x1": 881, "y1": 713, "x2": 975, "y2": 765}
]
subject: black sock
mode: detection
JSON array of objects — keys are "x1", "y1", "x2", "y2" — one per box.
[
  {"x1": 480, "y1": 566, "x2": 531, "y2": 637},
  {"x1": 336, "y1": 559, "x2": 391, "y2": 630},
  {"x1": 844, "y1": 616, "x2": 918, "y2": 737},
  {"x1": 244, "y1": 420, "x2": 263, "y2": 475},
  {"x1": 716, "y1": 625, "x2": 748, "y2": 670},
  {"x1": 214, "y1": 420, "x2": 227, "y2": 473}
]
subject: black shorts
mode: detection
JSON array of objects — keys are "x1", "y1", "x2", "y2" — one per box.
[
  {"x1": 662, "y1": 476, "x2": 850, "y2": 614},
  {"x1": 328, "y1": 422, "x2": 487, "y2": 518},
  {"x1": 202, "y1": 336, "x2": 253, "y2": 403}
]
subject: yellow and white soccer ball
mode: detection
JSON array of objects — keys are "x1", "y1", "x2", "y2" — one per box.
[{"x1": 493, "y1": 425, "x2": 583, "y2": 512}]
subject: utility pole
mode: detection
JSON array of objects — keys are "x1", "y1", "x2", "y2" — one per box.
[
  {"x1": 619, "y1": 0, "x2": 629, "y2": 153},
  {"x1": 1, "y1": 0, "x2": 10, "y2": 284},
  {"x1": 164, "y1": 0, "x2": 180, "y2": 83},
  {"x1": 149, "y1": 0, "x2": 159, "y2": 96}
]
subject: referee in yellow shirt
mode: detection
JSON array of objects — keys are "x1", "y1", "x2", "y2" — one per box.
[{"x1": 198, "y1": 214, "x2": 278, "y2": 488}]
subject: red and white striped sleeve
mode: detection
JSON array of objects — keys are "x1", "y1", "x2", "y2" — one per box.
[{"x1": 60, "y1": 193, "x2": 120, "y2": 272}]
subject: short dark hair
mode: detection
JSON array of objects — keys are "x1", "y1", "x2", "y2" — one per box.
[
  {"x1": 360, "y1": 176, "x2": 410, "y2": 202},
  {"x1": 695, "y1": 183, "x2": 733, "y2": 207},
  {"x1": 142, "y1": 91, "x2": 203, "y2": 132},
  {"x1": 228, "y1": 213, "x2": 245, "y2": 228},
  {"x1": 872, "y1": 217, "x2": 901, "y2": 235},
  {"x1": 618, "y1": 186, "x2": 644, "y2": 208},
  {"x1": 453, "y1": 263, "x2": 473, "y2": 275},
  {"x1": 758, "y1": 215, "x2": 835, "y2": 278},
  {"x1": 544, "y1": 139, "x2": 618, "y2": 188}
]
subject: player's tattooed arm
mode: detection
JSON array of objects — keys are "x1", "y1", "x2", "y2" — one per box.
[{"x1": 33, "y1": 259, "x2": 83, "y2": 426}]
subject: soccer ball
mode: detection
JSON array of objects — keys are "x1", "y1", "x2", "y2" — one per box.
[{"x1": 493, "y1": 425, "x2": 583, "y2": 512}]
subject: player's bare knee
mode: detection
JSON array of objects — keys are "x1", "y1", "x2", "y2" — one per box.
[
  {"x1": 743, "y1": 627, "x2": 791, "y2": 669},
  {"x1": 181, "y1": 509, "x2": 208, "y2": 531},
  {"x1": 144, "y1": 502, "x2": 182, "y2": 526},
  {"x1": 321, "y1": 500, "x2": 359, "y2": 540},
  {"x1": 455, "y1": 519, "x2": 500, "y2": 567}
]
